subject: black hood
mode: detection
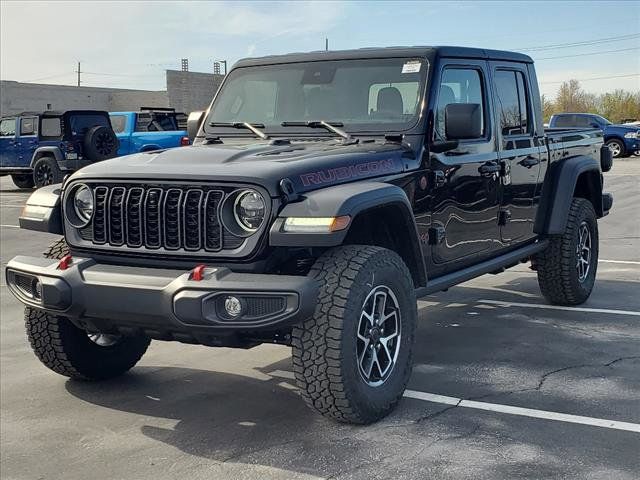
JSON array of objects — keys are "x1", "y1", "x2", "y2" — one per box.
[{"x1": 71, "y1": 140, "x2": 414, "y2": 196}]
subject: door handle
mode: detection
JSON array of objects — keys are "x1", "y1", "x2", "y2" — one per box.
[
  {"x1": 478, "y1": 162, "x2": 500, "y2": 176},
  {"x1": 519, "y1": 157, "x2": 540, "y2": 168}
]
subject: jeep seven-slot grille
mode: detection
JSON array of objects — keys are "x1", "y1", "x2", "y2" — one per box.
[{"x1": 87, "y1": 184, "x2": 239, "y2": 253}]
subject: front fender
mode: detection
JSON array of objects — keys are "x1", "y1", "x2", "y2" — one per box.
[
  {"x1": 18, "y1": 184, "x2": 63, "y2": 234},
  {"x1": 534, "y1": 155, "x2": 602, "y2": 235},
  {"x1": 269, "y1": 181, "x2": 415, "y2": 246}
]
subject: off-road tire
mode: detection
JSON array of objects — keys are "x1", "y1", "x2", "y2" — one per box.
[
  {"x1": 292, "y1": 245, "x2": 417, "y2": 424},
  {"x1": 24, "y1": 238, "x2": 150, "y2": 380},
  {"x1": 11, "y1": 174, "x2": 34, "y2": 189},
  {"x1": 33, "y1": 156, "x2": 63, "y2": 188},
  {"x1": 535, "y1": 198, "x2": 599, "y2": 305}
]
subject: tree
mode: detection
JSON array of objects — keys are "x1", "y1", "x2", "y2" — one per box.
[{"x1": 542, "y1": 79, "x2": 640, "y2": 124}]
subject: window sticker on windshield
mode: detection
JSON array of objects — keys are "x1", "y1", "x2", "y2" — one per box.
[{"x1": 402, "y1": 61, "x2": 421, "y2": 74}]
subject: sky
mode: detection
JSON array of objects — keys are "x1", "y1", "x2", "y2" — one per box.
[{"x1": 1, "y1": 0, "x2": 639, "y2": 99}]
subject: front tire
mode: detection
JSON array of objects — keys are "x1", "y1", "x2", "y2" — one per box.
[
  {"x1": 24, "y1": 238, "x2": 150, "y2": 380},
  {"x1": 292, "y1": 245, "x2": 417, "y2": 424},
  {"x1": 606, "y1": 139, "x2": 625, "y2": 158},
  {"x1": 535, "y1": 198, "x2": 599, "y2": 305},
  {"x1": 11, "y1": 174, "x2": 34, "y2": 189}
]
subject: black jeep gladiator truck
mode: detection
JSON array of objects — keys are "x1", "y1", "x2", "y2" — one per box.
[{"x1": 6, "y1": 47, "x2": 613, "y2": 424}]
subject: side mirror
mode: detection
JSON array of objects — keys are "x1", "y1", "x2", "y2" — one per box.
[
  {"x1": 187, "y1": 111, "x2": 205, "y2": 142},
  {"x1": 445, "y1": 103, "x2": 482, "y2": 140}
]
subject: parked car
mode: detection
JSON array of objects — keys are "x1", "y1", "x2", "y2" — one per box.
[
  {"x1": 6, "y1": 46, "x2": 613, "y2": 424},
  {"x1": 548, "y1": 113, "x2": 640, "y2": 158},
  {"x1": 109, "y1": 108, "x2": 189, "y2": 155},
  {"x1": 0, "y1": 110, "x2": 118, "y2": 189}
]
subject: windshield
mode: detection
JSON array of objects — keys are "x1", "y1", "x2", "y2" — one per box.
[{"x1": 205, "y1": 57, "x2": 428, "y2": 136}]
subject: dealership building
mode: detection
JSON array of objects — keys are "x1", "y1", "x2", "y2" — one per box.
[{"x1": 0, "y1": 69, "x2": 224, "y2": 116}]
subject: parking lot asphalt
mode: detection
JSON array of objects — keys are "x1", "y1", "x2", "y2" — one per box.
[{"x1": 1, "y1": 160, "x2": 639, "y2": 480}]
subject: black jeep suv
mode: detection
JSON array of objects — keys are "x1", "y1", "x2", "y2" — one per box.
[
  {"x1": 6, "y1": 47, "x2": 613, "y2": 424},
  {"x1": 0, "y1": 110, "x2": 118, "y2": 188}
]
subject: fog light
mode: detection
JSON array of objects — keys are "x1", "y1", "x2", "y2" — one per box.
[{"x1": 224, "y1": 296, "x2": 243, "y2": 317}]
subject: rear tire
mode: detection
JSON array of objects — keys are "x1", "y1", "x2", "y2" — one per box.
[
  {"x1": 292, "y1": 245, "x2": 416, "y2": 424},
  {"x1": 24, "y1": 238, "x2": 150, "y2": 380},
  {"x1": 11, "y1": 174, "x2": 34, "y2": 189},
  {"x1": 535, "y1": 198, "x2": 599, "y2": 305},
  {"x1": 33, "y1": 157, "x2": 63, "y2": 188}
]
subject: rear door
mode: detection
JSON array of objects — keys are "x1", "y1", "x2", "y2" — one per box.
[
  {"x1": 427, "y1": 59, "x2": 501, "y2": 275},
  {"x1": 0, "y1": 118, "x2": 18, "y2": 168},
  {"x1": 17, "y1": 116, "x2": 39, "y2": 164},
  {"x1": 490, "y1": 63, "x2": 541, "y2": 244}
]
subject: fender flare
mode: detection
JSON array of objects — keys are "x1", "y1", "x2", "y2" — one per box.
[
  {"x1": 270, "y1": 182, "x2": 427, "y2": 286},
  {"x1": 139, "y1": 144, "x2": 162, "y2": 152},
  {"x1": 534, "y1": 155, "x2": 603, "y2": 235},
  {"x1": 30, "y1": 147, "x2": 63, "y2": 168},
  {"x1": 18, "y1": 184, "x2": 63, "y2": 234}
]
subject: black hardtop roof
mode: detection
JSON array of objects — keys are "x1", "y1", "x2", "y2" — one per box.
[
  {"x1": 234, "y1": 45, "x2": 533, "y2": 68},
  {"x1": 2, "y1": 109, "x2": 110, "y2": 119}
]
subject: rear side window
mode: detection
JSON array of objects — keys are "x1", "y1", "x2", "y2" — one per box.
[
  {"x1": 20, "y1": 117, "x2": 37, "y2": 136},
  {"x1": 110, "y1": 115, "x2": 127, "y2": 133},
  {"x1": 69, "y1": 114, "x2": 110, "y2": 136},
  {"x1": 494, "y1": 70, "x2": 531, "y2": 135},
  {"x1": 435, "y1": 68, "x2": 486, "y2": 140},
  {"x1": 0, "y1": 118, "x2": 16, "y2": 136},
  {"x1": 41, "y1": 118, "x2": 62, "y2": 137},
  {"x1": 552, "y1": 115, "x2": 574, "y2": 128}
]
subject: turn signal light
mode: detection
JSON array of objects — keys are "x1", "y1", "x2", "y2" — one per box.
[{"x1": 180, "y1": 136, "x2": 190, "y2": 146}]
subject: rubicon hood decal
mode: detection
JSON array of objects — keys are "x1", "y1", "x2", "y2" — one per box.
[{"x1": 299, "y1": 158, "x2": 397, "y2": 186}]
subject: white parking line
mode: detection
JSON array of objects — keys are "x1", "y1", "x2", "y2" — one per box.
[
  {"x1": 0, "y1": 224, "x2": 20, "y2": 228},
  {"x1": 403, "y1": 390, "x2": 640, "y2": 433},
  {"x1": 478, "y1": 299, "x2": 640, "y2": 316},
  {"x1": 267, "y1": 370, "x2": 640, "y2": 433},
  {"x1": 599, "y1": 259, "x2": 640, "y2": 265}
]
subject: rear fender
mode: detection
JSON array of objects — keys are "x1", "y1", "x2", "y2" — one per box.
[
  {"x1": 30, "y1": 147, "x2": 63, "y2": 168},
  {"x1": 534, "y1": 155, "x2": 603, "y2": 235}
]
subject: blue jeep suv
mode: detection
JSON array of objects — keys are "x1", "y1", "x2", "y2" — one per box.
[
  {"x1": 0, "y1": 110, "x2": 118, "y2": 189},
  {"x1": 549, "y1": 113, "x2": 640, "y2": 158}
]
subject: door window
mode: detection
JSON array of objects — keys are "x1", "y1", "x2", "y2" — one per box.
[
  {"x1": 0, "y1": 118, "x2": 16, "y2": 137},
  {"x1": 435, "y1": 68, "x2": 486, "y2": 140},
  {"x1": 20, "y1": 117, "x2": 37, "y2": 136},
  {"x1": 494, "y1": 70, "x2": 531, "y2": 136}
]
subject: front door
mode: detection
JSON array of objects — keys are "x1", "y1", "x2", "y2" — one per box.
[
  {"x1": 490, "y1": 65, "x2": 541, "y2": 244},
  {"x1": 0, "y1": 118, "x2": 19, "y2": 168},
  {"x1": 427, "y1": 60, "x2": 501, "y2": 276}
]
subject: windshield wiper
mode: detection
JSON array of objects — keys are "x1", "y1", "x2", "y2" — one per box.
[
  {"x1": 281, "y1": 121, "x2": 357, "y2": 143},
  {"x1": 209, "y1": 122, "x2": 269, "y2": 140}
]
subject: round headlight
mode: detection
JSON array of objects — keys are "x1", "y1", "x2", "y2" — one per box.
[
  {"x1": 233, "y1": 189, "x2": 266, "y2": 232},
  {"x1": 73, "y1": 185, "x2": 94, "y2": 225}
]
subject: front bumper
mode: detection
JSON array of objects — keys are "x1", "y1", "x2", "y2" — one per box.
[{"x1": 5, "y1": 256, "x2": 318, "y2": 343}]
